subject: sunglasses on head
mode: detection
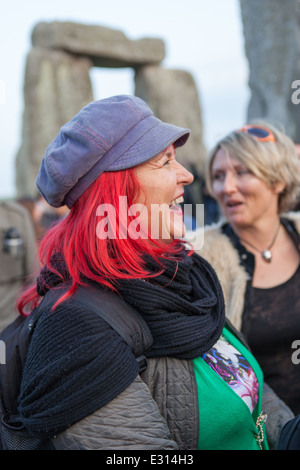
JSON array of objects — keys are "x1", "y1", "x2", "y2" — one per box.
[{"x1": 237, "y1": 125, "x2": 275, "y2": 143}]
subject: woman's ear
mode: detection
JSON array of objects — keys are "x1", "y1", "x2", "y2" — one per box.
[{"x1": 273, "y1": 180, "x2": 286, "y2": 194}]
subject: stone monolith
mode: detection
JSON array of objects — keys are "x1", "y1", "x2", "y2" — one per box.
[
  {"x1": 16, "y1": 47, "x2": 93, "y2": 197},
  {"x1": 240, "y1": 0, "x2": 300, "y2": 139}
]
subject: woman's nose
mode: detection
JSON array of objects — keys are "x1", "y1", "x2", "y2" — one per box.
[
  {"x1": 222, "y1": 172, "x2": 237, "y2": 194},
  {"x1": 177, "y1": 163, "x2": 194, "y2": 186}
]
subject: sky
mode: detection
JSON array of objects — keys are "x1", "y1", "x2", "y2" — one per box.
[{"x1": 0, "y1": 0, "x2": 250, "y2": 199}]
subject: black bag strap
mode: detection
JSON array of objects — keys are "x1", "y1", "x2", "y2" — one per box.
[
  {"x1": 42, "y1": 284, "x2": 154, "y2": 370},
  {"x1": 76, "y1": 285, "x2": 153, "y2": 357}
]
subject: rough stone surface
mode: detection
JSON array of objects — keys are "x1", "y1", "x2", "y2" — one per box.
[
  {"x1": 135, "y1": 65, "x2": 207, "y2": 206},
  {"x1": 240, "y1": 0, "x2": 300, "y2": 139},
  {"x1": 135, "y1": 66, "x2": 206, "y2": 170},
  {"x1": 16, "y1": 47, "x2": 94, "y2": 197},
  {"x1": 31, "y1": 21, "x2": 165, "y2": 68}
]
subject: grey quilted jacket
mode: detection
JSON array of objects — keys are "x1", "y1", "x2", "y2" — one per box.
[{"x1": 52, "y1": 355, "x2": 293, "y2": 450}]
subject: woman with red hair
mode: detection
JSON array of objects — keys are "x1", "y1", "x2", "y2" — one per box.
[{"x1": 1, "y1": 96, "x2": 292, "y2": 450}]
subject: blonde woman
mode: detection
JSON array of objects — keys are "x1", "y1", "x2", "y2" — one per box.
[{"x1": 192, "y1": 122, "x2": 300, "y2": 419}]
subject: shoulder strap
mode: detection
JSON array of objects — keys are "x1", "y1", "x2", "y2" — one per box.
[
  {"x1": 44, "y1": 284, "x2": 153, "y2": 371},
  {"x1": 76, "y1": 285, "x2": 153, "y2": 369}
]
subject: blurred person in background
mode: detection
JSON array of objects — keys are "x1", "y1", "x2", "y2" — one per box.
[
  {"x1": 0, "y1": 200, "x2": 36, "y2": 331},
  {"x1": 18, "y1": 195, "x2": 69, "y2": 245}
]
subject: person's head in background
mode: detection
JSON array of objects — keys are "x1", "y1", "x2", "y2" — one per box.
[{"x1": 205, "y1": 121, "x2": 300, "y2": 230}]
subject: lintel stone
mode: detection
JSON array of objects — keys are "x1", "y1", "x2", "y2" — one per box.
[{"x1": 31, "y1": 21, "x2": 165, "y2": 68}]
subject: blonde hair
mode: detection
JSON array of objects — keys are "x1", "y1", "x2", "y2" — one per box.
[{"x1": 206, "y1": 120, "x2": 300, "y2": 213}]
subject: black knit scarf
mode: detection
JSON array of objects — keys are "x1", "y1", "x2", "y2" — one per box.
[
  {"x1": 36, "y1": 250, "x2": 225, "y2": 359},
  {"x1": 36, "y1": 250, "x2": 226, "y2": 359},
  {"x1": 117, "y1": 250, "x2": 225, "y2": 359}
]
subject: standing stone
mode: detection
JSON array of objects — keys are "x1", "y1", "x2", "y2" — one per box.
[
  {"x1": 240, "y1": 0, "x2": 300, "y2": 139},
  {"x1": 16, "y1": 47, "x2": 94, "y2": 197},
  {"x1": 135, "y1": 65, "x2": 206, "y2": 172},
  {"x1": 135, "y1": 65, "x2": 207, "y2": 207}
]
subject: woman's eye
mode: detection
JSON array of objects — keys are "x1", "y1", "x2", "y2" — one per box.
[
  {"x1": 163, "y1": 159, "x2": 171, "y2": 166},
  {"x1": 212, "y1": 172, "x2": 224, "y2": 181},
  {"x1": 236, "y1": 169, "x2": 250, "y2": 176}
]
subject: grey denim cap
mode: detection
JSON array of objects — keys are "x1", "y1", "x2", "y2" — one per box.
[{"x1": 36, "y1": 95, "x2": 190, "y2": 209}]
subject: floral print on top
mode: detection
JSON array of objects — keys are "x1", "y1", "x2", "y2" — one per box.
[{"x1": 203, "y1": 335, "x2": 259, "y2": 413}]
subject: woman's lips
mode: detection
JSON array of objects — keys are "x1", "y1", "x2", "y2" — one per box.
[
  {"x1": 169, "y1": 195, "x2": 184, "y2": 216},
  {"x1": 225, "y1": 200, "x2": 243, "y2": 212}
]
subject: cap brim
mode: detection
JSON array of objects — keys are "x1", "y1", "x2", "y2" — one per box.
[{"x1": 107, "y1": 120, "x2": 190, "y2": 171}]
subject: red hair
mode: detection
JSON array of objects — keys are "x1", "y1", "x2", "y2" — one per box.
[{"x1": 17, "y1": 168, "x2": 186, "y2": 315}]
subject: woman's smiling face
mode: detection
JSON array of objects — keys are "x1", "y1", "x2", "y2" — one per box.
[
  {"x1": 134, "y1": 144, "x2": 194, "y2": 242},
  {"x1": 211, "y1": 147, "x2": 282, "y2": 228}
]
